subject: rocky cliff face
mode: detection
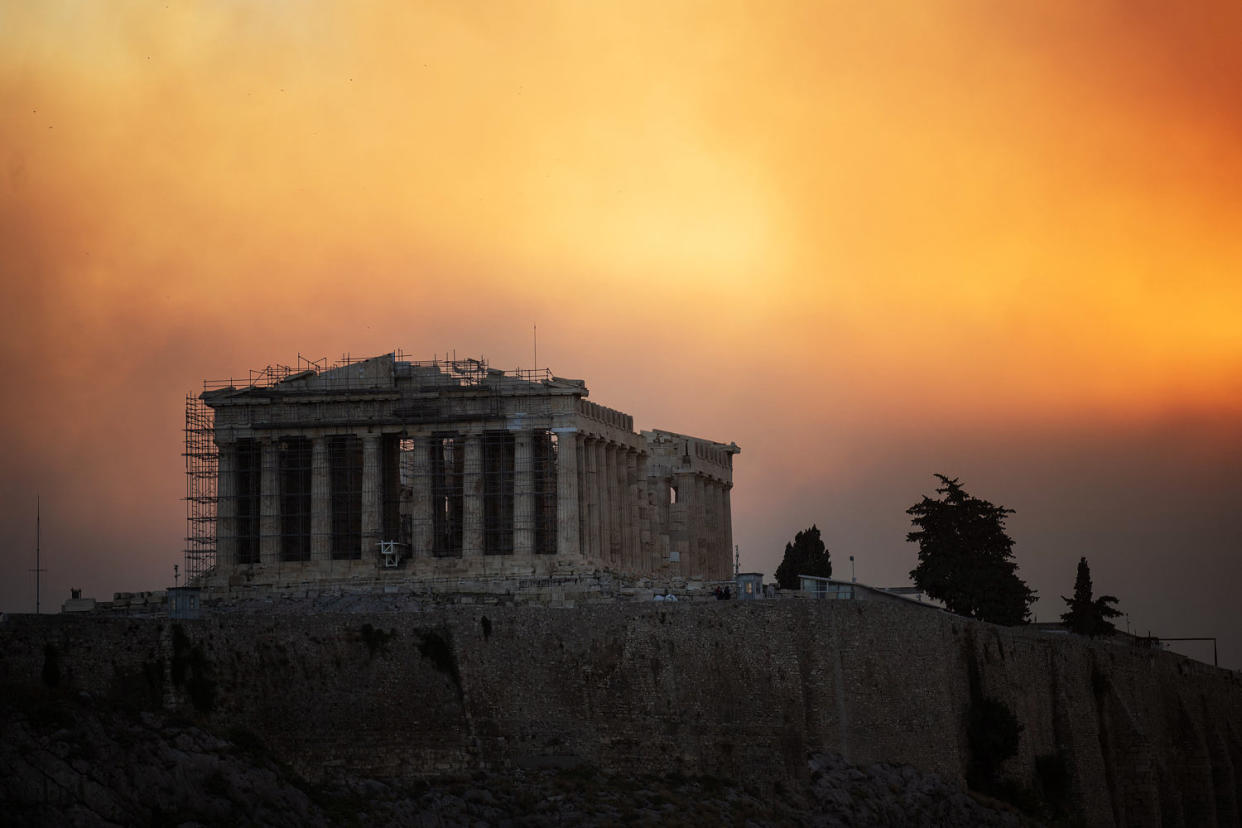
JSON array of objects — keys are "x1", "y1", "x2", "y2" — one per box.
[
  {"x1": 2, "y1": 600, "x2": 1240, "y2": 825},
  {"x1": 0, "y1": 697, "x2": 1031, "y2": 827}
]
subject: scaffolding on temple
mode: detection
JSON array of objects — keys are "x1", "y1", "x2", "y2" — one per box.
[
  {"x1": 188, "y1": 352, "x2": 573, "y2": 577},
  {"x1": 184, "y1": 393, "x2": 217, "y2": 584},
  {"x1": 199, "y1": 352, "x2": 551, "y2": 394}
]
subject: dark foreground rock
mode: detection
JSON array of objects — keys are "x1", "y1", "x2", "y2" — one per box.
[
  {"x1": 805, "y1": 751, "x2": 1032, "y2": 827},
  {"x1": 1, "y1": 693, "x2": 1039, "y2": 827}
]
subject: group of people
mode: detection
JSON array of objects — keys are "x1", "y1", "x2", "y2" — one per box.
[{"x1": 649, "y1": 585, "x2": 734, "y2": 601}]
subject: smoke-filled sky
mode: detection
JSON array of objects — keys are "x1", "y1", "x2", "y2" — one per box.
[{"x1": 3, "y1": 2, "x2": 1240, "y2": 667}]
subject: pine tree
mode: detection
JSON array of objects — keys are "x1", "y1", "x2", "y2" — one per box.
[
  {"x1": 775, "y1": 525, "x2": 832, "y2": 589},
  {"x1": 907, "y1": 475, "x2": 1036, "y2": 625},
  {"x1": 1060, "y1": 557, "x2": 1121, "y2": 636}
]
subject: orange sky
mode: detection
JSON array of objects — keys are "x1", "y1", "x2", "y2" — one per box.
[{"x1": 3, "y1": 2, "x2": 1240, "y2": 665}]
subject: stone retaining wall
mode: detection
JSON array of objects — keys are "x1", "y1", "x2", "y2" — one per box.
[{"x1": 2, "y1": 600, "x2": 1240, "y2": 825}]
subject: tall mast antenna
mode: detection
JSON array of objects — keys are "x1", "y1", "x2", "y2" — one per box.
[
  {"x1": 533, "y1": 324, "x2": 538, "y2": 369},
  {"x1": 31, "y1": 495, "x2": 45, "y2": 614}
]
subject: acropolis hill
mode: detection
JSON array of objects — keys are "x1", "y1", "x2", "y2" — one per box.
[
  {"x1": 4, "y1": 600, "x2": 1242, "y2": 825},
  {"x1": 3, "y1": 352, "x2": 1239, "y2": 825}
]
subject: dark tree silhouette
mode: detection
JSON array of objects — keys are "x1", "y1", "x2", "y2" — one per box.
[
  {"x1": 1060, "y1": 556, "x2": 1121, "y2": 636},
  {"x1": 966, "y1": 696, "x2": 1023, "y2": 789},
  {"x1": 775, "y1": 524, "x2": 832, "y2": 590},
  {"x1": 907, "y1": 475, "x2": 1035, "y2": 625}
]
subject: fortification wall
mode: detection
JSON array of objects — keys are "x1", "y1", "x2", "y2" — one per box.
[{"x1": 2, "y1": 601, "x2": 1240, "y2": 826}]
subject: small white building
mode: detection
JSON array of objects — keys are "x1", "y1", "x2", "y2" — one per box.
[{"x1": 798, "y1": 575, "x2": 932, "y2": 607}]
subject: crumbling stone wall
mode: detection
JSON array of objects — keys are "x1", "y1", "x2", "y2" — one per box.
[{"x1": 2, "y1": 601, "x2": 1240, "y2": 825}]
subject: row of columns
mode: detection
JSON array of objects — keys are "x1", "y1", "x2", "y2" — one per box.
[
  {"x1": 218, "y1": 429, "x2": 585, "y2": 567},
  {"x1": 216, "y1": 435, "x2": 373, "y2": 566},
  {"x1": 215, "y1": 426, "x2": 732, "y2": 577},
  {"x1": 674, "y1": 471, "x2": 734, "y2": 581},
  {"x1": 576, "y1": 434, "x2": 649, "y2": 574}
]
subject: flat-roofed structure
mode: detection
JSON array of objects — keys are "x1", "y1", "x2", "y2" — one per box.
[{"x1": 186, "y1": 354, "x2": 738, "y2": 586}]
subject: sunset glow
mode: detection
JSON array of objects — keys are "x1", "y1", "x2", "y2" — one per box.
[{"x1": 3, "y1": 2, "x2": 1240, "y2": 666}]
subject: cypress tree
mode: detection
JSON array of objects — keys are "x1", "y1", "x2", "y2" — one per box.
[{"x1": 1061, "y1": 556, "x2": 1121, "y2": 636}]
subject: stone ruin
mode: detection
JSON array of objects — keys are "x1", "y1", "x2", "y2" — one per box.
[{"x1": 185, "y1": 353, "x2": 739, "y2": 591}]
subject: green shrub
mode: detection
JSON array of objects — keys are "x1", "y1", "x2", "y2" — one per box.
[
  {"x1": 359, "y1": 623, "x2": 396, "y2": 658},
  {"x1": 967, "y1": 696, "x2": 1022, "y2": 789},
  {"x1": 170, "y1": 624, "x2": 216, "y2": 714},
  {"x1": 227, "y1": 725, "x2": 267, "y2": 757},
  {"x1": 417, "y1": 629, "x2": 459, "y2": 688},
  {"x1": 41, "y1": 643, "x2": 60, "y2": 688},
  {"x1": 1035, "y1": 751, "x2": 1072, "y2": 817}
]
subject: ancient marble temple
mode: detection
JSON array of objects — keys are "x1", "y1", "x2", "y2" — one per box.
[{"x1": 198, "y1": 354, "x2": 738, "y2": 584}]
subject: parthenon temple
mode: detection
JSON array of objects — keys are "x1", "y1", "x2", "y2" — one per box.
[{"x1": 186, "y1": 353, "x2": 739, "y2": 586}]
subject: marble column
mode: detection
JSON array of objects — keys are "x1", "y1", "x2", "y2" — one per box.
[
  {"x1": 595, "y1": 438, "x2": 607, "y2": 562},
  {"x1": 709, "y1": 480, "x2": 720, "y2": 578},
  {"x1": 552, "y1": 427, "x2": 580, "y2": 556},
  {"x1": 708, "y1": 481, "x2": 722, "y2": 579},
  {"x1": 606, "y1": 443, "x2": 620, "y2": 567},
  {"x1": 513, "y1": 430, "x2": 534, "y2": 558},
  {"x1": 215, "y1": 442, "x2": 237, "y2": 569},
  {"x1": 411, "y1": 435, "x2": 433, "y2": 557},
  {"x1": 584, "y1": 437, "x2": 600, "y2": 562},
  {"x1": 673, "y1": 470, "x2": 695, "y2": 567},
  {"x1": 622, "y1": 449, "x2": 636, "y2": 574},
  {"x1": 259, "y1": 438, "x2": 280, "y2": 565},
  {"x1": 694, "y1": 475, "x2": 707, "y2": 576},
  {"x1": 310, "y1": 437, "x2": 331, "y2": 561},
  {"x1": 637, "y1": 453, "x2": 652, "y2": 572},
  {"x1": 361, "y1": 433, "x2": 382, "y2": 561},
  {"x1": 576, "y1": 433, "x2": 588, "y2": 555},
  {"x1": 462, "y1": 433, "x2": 484, "y2": 556}
]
